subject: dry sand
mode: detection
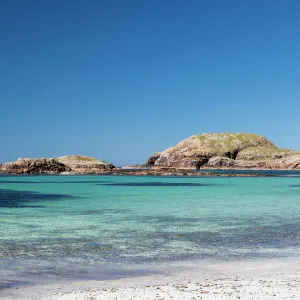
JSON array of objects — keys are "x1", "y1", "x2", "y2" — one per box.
[{"x1": 2, "y1": 258, "x2": 300, "y2": 300}]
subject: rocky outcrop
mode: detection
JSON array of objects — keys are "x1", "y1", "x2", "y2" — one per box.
[
  {"x1": 0, "y1": 156, "x2": 115, "y2": 175},
  {"x1": 147, "y1": 133, "x2": 300, "y2": 170},
  {"x1": 146, "y1": 152, "x2": 161, "y2": 166},
  {"x1": 0, "y1": 158, "x2": 72, "y2": 174},
  {"x1": 109, "y1": 168, "x2": 269, "y2": 177},
  {"x1": 236, "y1": 147, "x2": 294, "y2": 160},
  {"x1": 272, "y1": 154, "x2": 300, "y2": 170},
  {"x1": 56, "y1": 155, "x2": 115, "y2": 174}
]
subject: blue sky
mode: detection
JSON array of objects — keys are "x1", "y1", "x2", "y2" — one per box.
[{"x1": 1, "y1": 0, "x2": 300, "y2": 166}]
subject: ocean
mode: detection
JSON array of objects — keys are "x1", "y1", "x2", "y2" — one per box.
[{"x1": 1, "y1": 173, "x2": 300, "y2": 289}]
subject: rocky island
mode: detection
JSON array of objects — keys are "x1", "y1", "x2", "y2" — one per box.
[
  {"x1": 1, "y1": 133, "x2": 300, "y2": 175},
  {"x1": 0, "y1": 156, "x2": 115, "y2": 175},
  {"x1": 147, "y1": 133, "x2": 300, "y2": 170}
]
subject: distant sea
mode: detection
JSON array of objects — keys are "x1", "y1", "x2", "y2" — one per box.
[{"x1": 1, "y1": 172, "x2": 300, "y2": 289}]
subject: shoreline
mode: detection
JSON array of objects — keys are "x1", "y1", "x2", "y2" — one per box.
[
  {"x1": 2, "y1": 257, "x2": 300, "y2": 299},
  {"x1": 1, "y1": 168, "x2": 300, "y2": 177}
]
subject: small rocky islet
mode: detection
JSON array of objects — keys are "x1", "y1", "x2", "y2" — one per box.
[
  {"x1": 0, "y1": 155, "x2": 115, "y2": 175},
  {"x1": 1, "y1": 133, "x2": 300, "y2": 176},
  {"x1": 147, "y1": 132, "x2": 300, "y2": 170}
]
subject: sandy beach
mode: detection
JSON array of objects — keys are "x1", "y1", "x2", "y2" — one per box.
[{"x1": 2, "y1": 258, "x2": 300, "y2": 300}]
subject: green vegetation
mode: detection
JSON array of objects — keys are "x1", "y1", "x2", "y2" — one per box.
[
  {"x1": 237, "y1": 147, "x2": 293, "y2": 160},
  {"x1": 196, "y1": 132, "x2": 277, "y2": 157},
  {"x1": 198, "y1": 135, "x2": 206, "y2": 142},
  {"x1": 56, "y1": 155, "x2": 108, "y2": 164},
  {"x1": 61, "y1": 155, "x2": 97, "y2": 161}
]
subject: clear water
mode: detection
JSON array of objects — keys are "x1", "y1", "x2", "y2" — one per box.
[{"x1": 1, "y1": 174, "x2": 300, "y2": 288}]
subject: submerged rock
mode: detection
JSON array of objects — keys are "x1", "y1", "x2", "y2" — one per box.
[{"x1": 110, "y1": 168, "x2": 268, "y2": 177}]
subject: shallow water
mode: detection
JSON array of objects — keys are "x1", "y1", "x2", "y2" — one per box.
[{"x1": 1, "y1": 174, "x2": 300, "y2": 288}]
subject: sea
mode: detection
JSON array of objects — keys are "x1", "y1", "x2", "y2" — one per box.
[{"x1": 1, "y1": 171, "x2": 300, "y2": 289}]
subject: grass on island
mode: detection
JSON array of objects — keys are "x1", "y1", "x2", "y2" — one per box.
[
  {"x1": 197, "y1": 132, "x2": 277, "y2": 156},
  {"x1": 57, "y1": 155, "x2": 108, "y2": 164}
]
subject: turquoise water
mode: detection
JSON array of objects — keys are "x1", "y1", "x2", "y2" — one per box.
[{"x1": 1, "y1": 174, "x2": 300, "y2": 288}]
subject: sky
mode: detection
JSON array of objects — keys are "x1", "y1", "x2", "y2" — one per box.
[{"x1": 1, "y1": 0, "x2": 300, "y2": 166}]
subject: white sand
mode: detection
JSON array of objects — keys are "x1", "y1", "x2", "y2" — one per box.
[{"x1": 2, "y1": 258, "x2": 300, "y2": 300}]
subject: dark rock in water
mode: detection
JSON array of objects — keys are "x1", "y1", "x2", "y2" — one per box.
[{"x1": 108, "y1": 168, "x2": 269, "y2": 177}]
